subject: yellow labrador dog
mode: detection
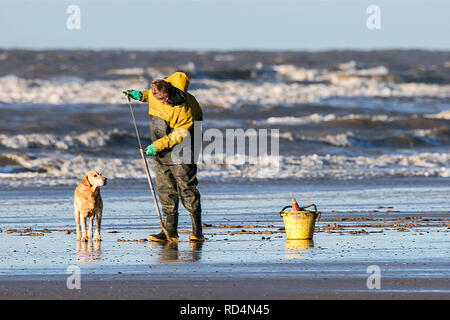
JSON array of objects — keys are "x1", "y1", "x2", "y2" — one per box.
[{"x1": 74, "y1": 171, "x2": 107, "y2": 241}]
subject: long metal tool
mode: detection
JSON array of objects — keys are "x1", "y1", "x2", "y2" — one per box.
[{"x1": 126, "y1": 96, "x2": 172, "y2": 242}]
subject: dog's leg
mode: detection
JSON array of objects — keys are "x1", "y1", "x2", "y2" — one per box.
[
  {"x1": 94, "y1": 211, "x2": 102, "y2": 241},
  {"x1": 74, "y1": 207, "x2": 81, "y2": 241},
  {"x1": 88, "y1": 215, "x2": 94, "y2": 239},
  {"x1": 80, "y1": 215, "x2": 88, "y2": 242}
]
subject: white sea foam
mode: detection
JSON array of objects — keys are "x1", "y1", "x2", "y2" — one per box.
[
  {"x1": 1, "y1": 69, "x2": 449, "y2": 108},
  {"x1": 273, "y1": 61, "x2": 389, "y2": 83},
  {"x1": 298, "y1": 132, "x2": 356, "y2": 147},
  {"x1": 425, "y1": 110, "x2": 450, "y2": 120},
  {"x1": 0, "y1": 75, "x2": 147, "y2": 105},
  {"x1": 0, "y1": 129, "x2": 128, "y2": 150},
  {"x1": 191, "y1": 79, "x2": 450, "y2": 108},
  {"x1": 0, "y1": 154, "x2": 147, "y2": 187},
  {"x1": 254, "y1": 113, "x2": 397, "y2": 126},
  {"x1": 413, "y1": 127, "x2": 449, "y2": 141},
  {"x1": 1, "y1": 151, "x2": 448, "y2": 187}
]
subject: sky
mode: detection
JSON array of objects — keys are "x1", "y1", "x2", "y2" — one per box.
[{"x1": 0, "y1": 0, "x2": 449, "y2": 51}]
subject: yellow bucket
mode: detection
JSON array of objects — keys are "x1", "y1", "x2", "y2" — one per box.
[
  {"x1": 280, "y1": 204, "x2": 320, "y2": 240},
  {"x1": 285, "y1": 239, "x2": 314, "y2": 250}
]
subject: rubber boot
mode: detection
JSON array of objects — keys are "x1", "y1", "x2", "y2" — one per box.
[
  {"x1": 188, "y1": 211, "x2": 205, "y2": 242},
  {"x1": 148, "y1": 231, "x2": 168, "y2": 242},
  {"x1": 165, "y1": 213, "x2": 179, "y2": 240},
  {"x1": 148, "y1": 213, "x2": 179, "y2": 242}
]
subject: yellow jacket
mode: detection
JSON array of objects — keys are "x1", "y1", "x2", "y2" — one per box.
[{"x1": 140, "y1": 72, "x2": 202, "y2": 153}]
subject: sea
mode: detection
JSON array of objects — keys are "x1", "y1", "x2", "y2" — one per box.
[{"x1": 0, "y1": 49, "x2": 449, "y2": 188}]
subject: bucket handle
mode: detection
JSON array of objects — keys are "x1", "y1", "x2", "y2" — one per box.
[
  {"x1": 303, "y1": 203, "x2": 321, "y2": 220},
  {"x1": 279, "y1": 205, "x2": 292, "y2": 216},
  {"x1": 279, "y1": 203, "x2": 321, "y2": 220},
  {"x1": 302, "y1": 203, "x2": 317, "y2": 213}
]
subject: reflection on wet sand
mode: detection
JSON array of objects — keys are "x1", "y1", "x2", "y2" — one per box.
[
  {"x1": 284, "y1": 240, "x2": 314, "y2": 259},
  {"x1": 76, "y1": 241, "x2": 102, "y2": 262},
  {"x1": 148, "y1": 241, "x2": 204, "y2": 263}
]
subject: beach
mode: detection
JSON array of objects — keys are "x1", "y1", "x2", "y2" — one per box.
[
  {"x1": 0, "y1": 179, "x2": 448, "y2": 299},
  {"x1": 0, "y1": 50, "x2": 449, "y2": 300}
]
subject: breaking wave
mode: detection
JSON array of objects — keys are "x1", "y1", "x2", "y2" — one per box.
[
  {"x1": 0, "y1": 152, "x2": 448, "y2": 187},
  {"x1": 0, "y1": 129, "x2": 133, "y2": 150},
  {"x1": 254, "y1": 112, "x2": 450, "y2": 126},
  {"x1": 253, "y1": 113, "x2": 400, "y2": 126},
  {"x1": 1, "y1": 64, "x2": 450, "y2": 108},
  {"x1": 425, "y1": 110, "x2": 450, "y2": 120},
  {"x1": 275, "y1": 128, "x2": 450, "y2": 148}
]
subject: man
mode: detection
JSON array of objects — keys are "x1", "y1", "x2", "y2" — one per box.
[{"x1": 124, "y1": 72, "x2": 204, "y2": 242}]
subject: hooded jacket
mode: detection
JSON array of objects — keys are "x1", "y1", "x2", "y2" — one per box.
[{"x1": 139, "y1": 72, "x2": 202, "y2": 163}]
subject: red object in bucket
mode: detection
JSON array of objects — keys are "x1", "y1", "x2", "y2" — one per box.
[{"x1": 292, "y1": 198, "x2": 300, "y2": 211}]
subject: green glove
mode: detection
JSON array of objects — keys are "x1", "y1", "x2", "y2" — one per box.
[
  {"x1": 123, "y1": 89, "x2": 141, "y2": 101},
  {"x1": 145, "y1": 144, "x2": 157, "y2": 156}
]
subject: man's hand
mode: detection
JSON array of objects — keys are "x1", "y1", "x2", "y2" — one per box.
[
  {"x1": 145, "y1": 144, "x2": 157, "y2": 156},
  {"x1": 123, "y1": 89, "x2": 141, "y2": 101}
]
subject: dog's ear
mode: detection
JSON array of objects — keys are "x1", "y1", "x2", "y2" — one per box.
[{"x1": 81, "y1": 174, "x2": 91, "y2": 187}]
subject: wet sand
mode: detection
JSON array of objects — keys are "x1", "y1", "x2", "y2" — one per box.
[
  {"x1": 0, "y1": 180, "x2": 449, "y2": 300},
  {"x1": 1, "y1": 269, "x2": 448, "y2": 300}
]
